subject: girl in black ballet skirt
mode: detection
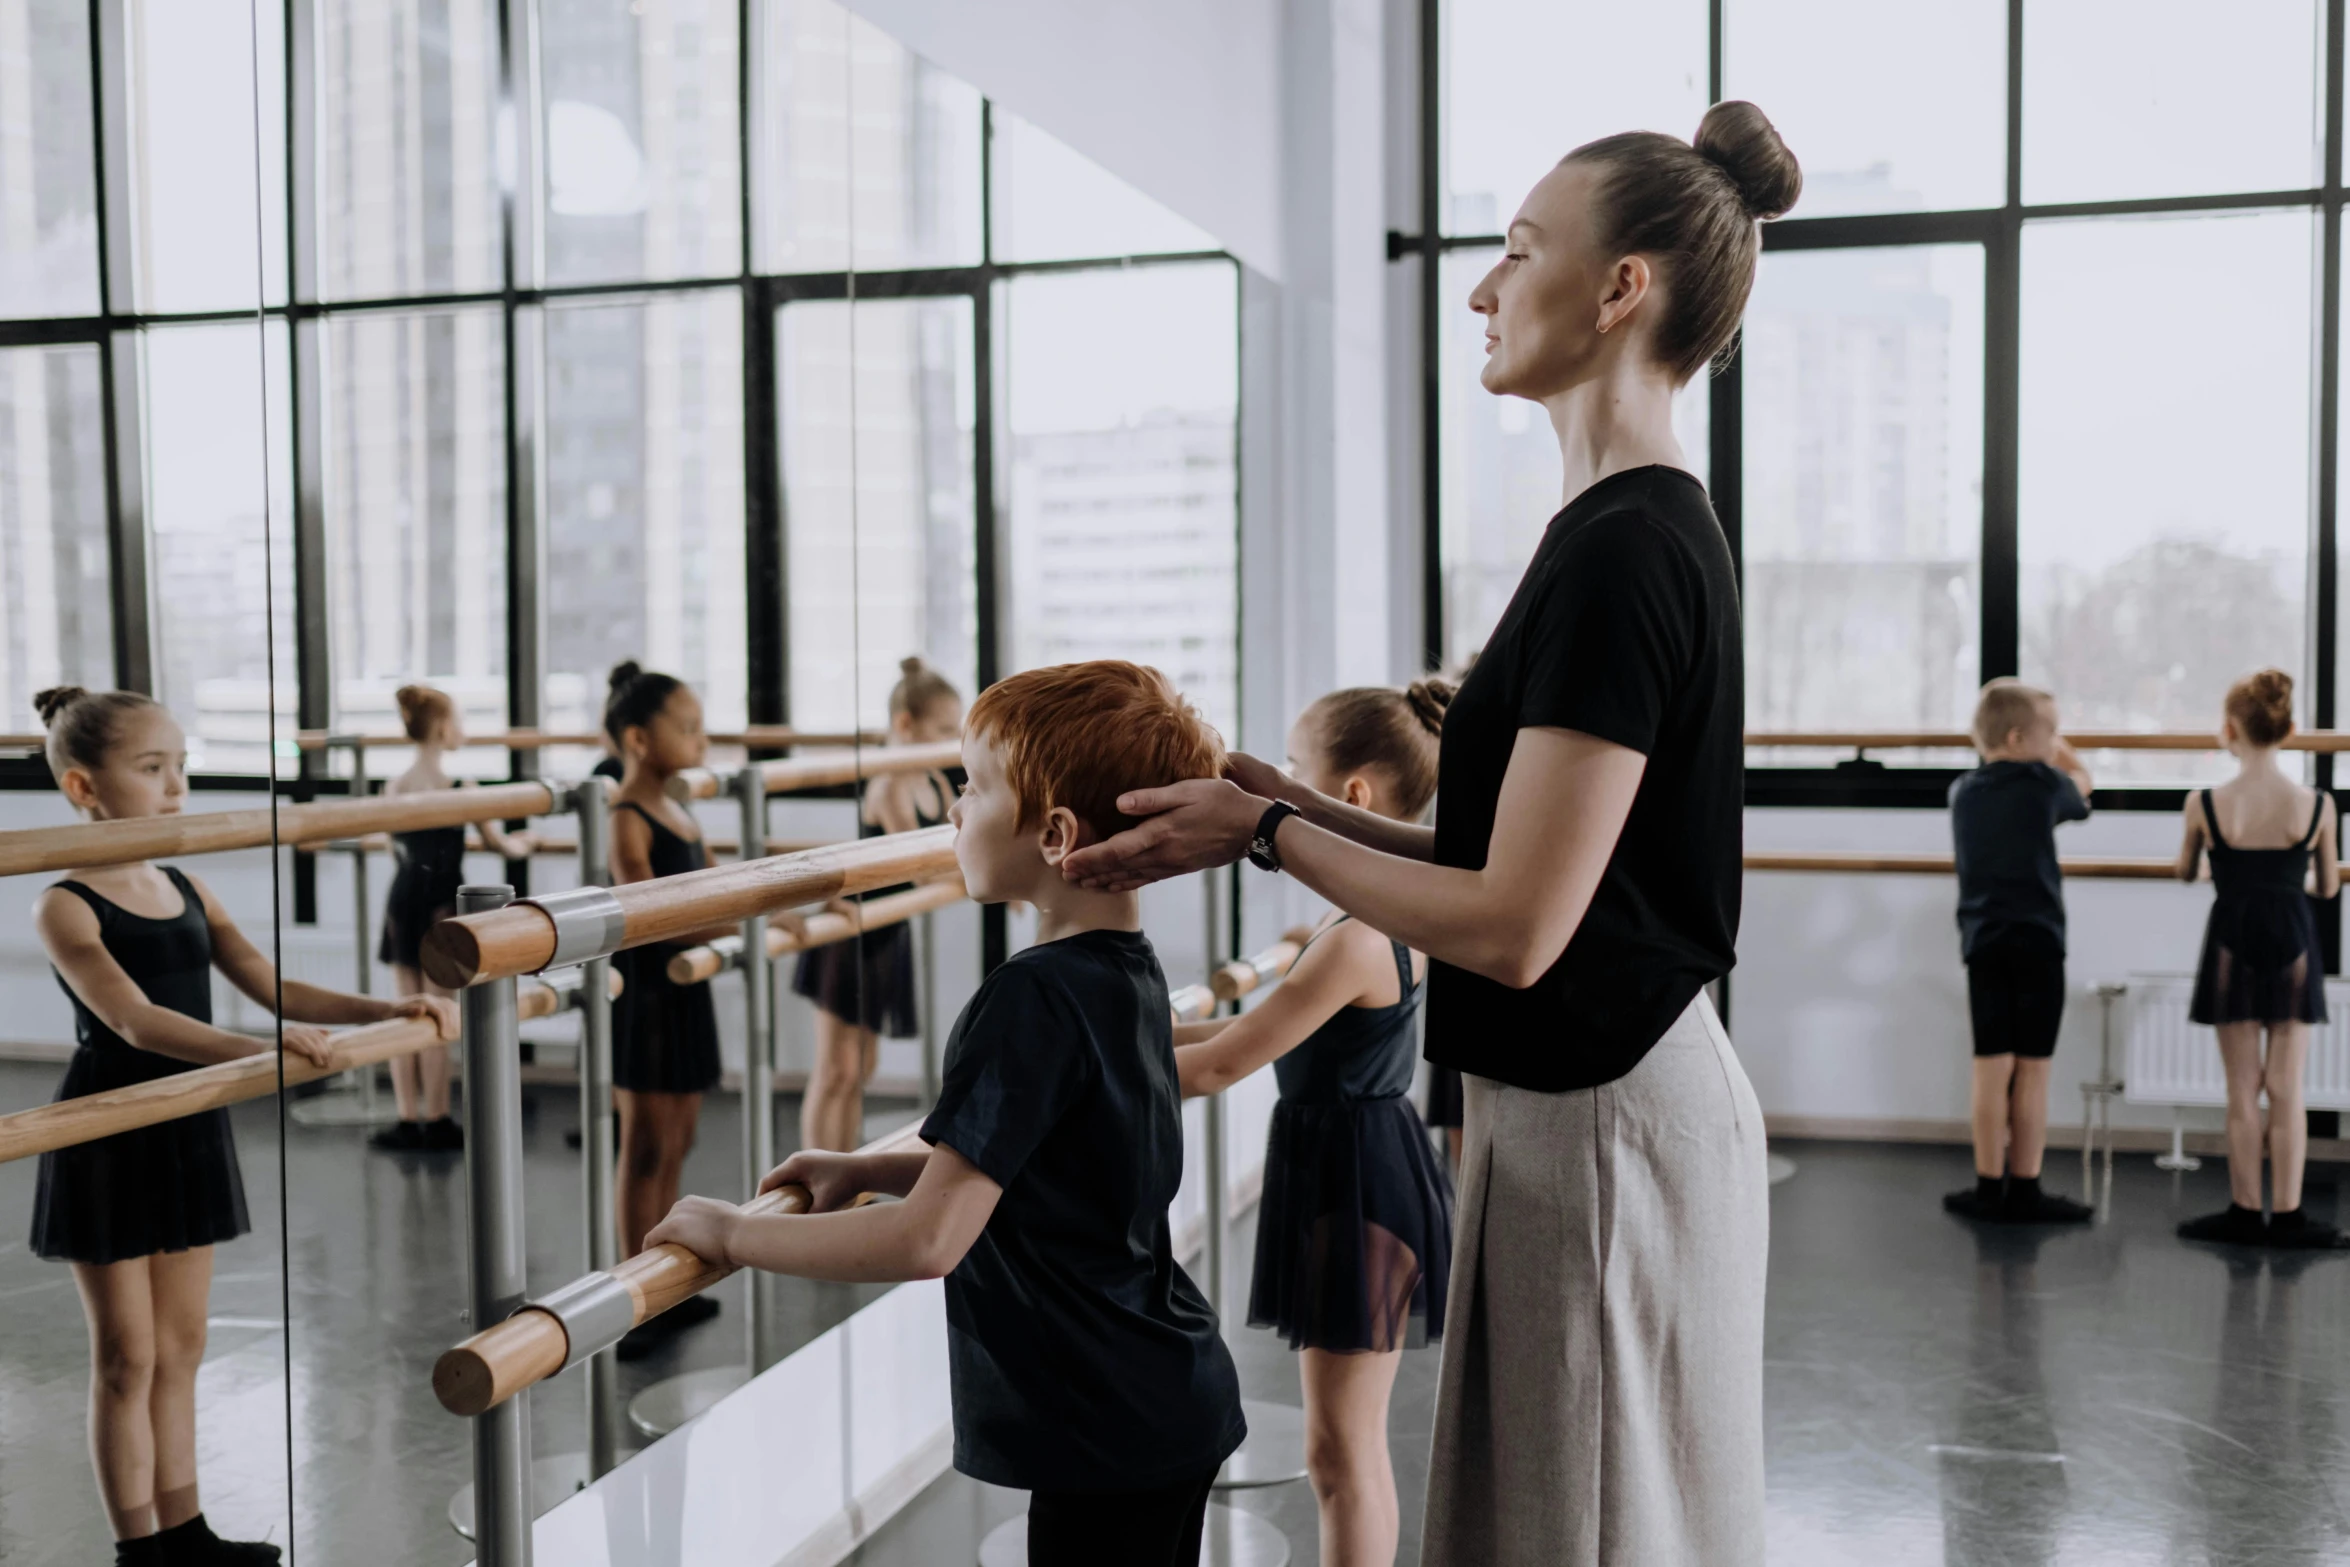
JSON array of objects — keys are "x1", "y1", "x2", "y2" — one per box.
[
  {"x1": 601, "y1": 663, "x2": 735, "y2": 1355},
  {"x1": 2174, "y1": 668, "x2": 2347, "y2": 1250},
  {"x1": 28, "y1": 688, "x2": 454, "y2": 1564},
  {"x1": 1173, "y1": 681, "x2": 1457, "y2": 1567},
  {"x1": 368, "y1": 685, "x2": 538, "y2": 1153}
]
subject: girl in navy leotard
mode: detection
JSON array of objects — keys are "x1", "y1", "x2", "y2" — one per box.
[
  {"x1": 601, "y1": 662, "x2": 736, "y2": 1356},
  {"x1": 1174, "y1": 681, "x2": 1456, "y2": 1567},
  {"x1": 368, "y1": 684, "x2": 538, "y2": 1154},
  {"x1": 29, "y1": 687, "x2": 452, "y2": 1564}
]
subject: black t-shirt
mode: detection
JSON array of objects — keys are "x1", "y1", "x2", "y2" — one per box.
[
  {"x1": 919, "y1": 928, "x2": 1245, "y2": 1492},
  {"x1": 1425, "y1": 466, "x2": 1743, "y2": 1094},
  {"x1": 1948, "y1": 761, "x2": 2089, "y2": 961}
]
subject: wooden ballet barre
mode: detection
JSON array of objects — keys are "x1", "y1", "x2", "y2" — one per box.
[
  {"x1": 0, "y1": 976, "x2": 592, "y2": 1166},
  {"x1": 1208, "y1": 926, "x2": 1317, "y2": 1003},
  {"x1": 323, "y1": 830, "x2": 831, "y2": 861},
  {"x1": 666, "y1": 877, "x2": 967, "y2": 985},
  {"x1": 1745, "y1": 729, "x2": 2350, "y2": 754},
  {"x1": 422, "y1": 825, "x2": 962, "y2": 988},
  {"x1": 0, "y1": 779, "x2": 561, "y2": 881},
  {"x1": 434, "y1": 1119, "x2": 930, "y2": 1418},
  {"x1": 290, "y1": 726, "x2": 882, "y2": 752},
  {"x1": 1743, "y1": 851, "x2": 2176, "y2": 880},
  {"x1": 666, "y1": 740, "x2": 964, "y2": 802}
]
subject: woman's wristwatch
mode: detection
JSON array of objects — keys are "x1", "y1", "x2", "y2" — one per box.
[{"x1": 1247, "y1": 800, "x2": 1302, "y2": 873}]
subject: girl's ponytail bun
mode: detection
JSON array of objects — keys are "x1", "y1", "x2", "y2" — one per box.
[
  {"x1": 2227, "y1": 668, "x2": 2296, "y2": 747},
  {"x1": 33, "y1": 686, "x2": 88, "y2": 728},
  {"x1": 1404, "y1": 678, "x2": 1456, "y2": 738},
  {"x1": 607, "y1": 660, "x2": 644, "y2": 695}
]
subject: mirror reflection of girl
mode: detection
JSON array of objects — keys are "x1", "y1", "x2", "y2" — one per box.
[
  {"x1": 2174, "y1": 669, "x2": 2347, "y2": 1249},
  {"x1": 1173, "y1": 682, "x2": 1457, "y2": 1567},
  {"x1": 602, "y1": 663, "x2": 734, "y2": 1356},
  {"x1": 791, "y1": 657, "x2": 963, "y2": 1153},
  {"x1": 369, "y1": 685, "x2": 537, "y2": 1153},
  {"x1": 28, "y1": 688, "x2": 454, "y2": 1565}
]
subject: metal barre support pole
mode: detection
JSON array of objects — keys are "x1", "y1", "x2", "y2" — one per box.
[
  {"x1": 293, "y1": 737, "x2": 400, "y2": 1128},
  {"x1": 1200, "y1": 869, "x2": 1227, "y2": 1322},
  {"x1": 572, "y1": 779, "x2": 622, "y2": 1478},
  {"x1": 737, "y1": 765, "x2": 776, "y2": 1372},
  {"x1": 460, "y1": 885, "x2": 533, "y2": 1567}
]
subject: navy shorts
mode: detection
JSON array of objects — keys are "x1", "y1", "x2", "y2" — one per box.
[{"x1": 1966, "y1": 942, "x2": 2066, "y2": 1060}]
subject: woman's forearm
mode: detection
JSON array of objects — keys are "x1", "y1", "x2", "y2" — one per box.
[
  {"x1": 276, "y1": 981, "x2": 392, "y2": 1027},
  {"x1": 119, "y1": 1005, "x2": 272, "y2": 1065},
  {"x1": 1292, "y1": 788, "x2": 1437, "y2": 862},
  {"x1": 1277, "y1": 821, "x2": 1532, "y2": 983}
]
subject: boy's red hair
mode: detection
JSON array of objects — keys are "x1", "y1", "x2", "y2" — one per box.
[{"x1": 966, "y1": 661, "x2": 1227, "y2": 838}]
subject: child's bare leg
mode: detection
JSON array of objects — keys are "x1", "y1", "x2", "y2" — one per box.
[
  {"x1": 2263, "y1": 1023, "x2": 2310, "y2": 1212},
  {"x1": 616, "y1": 1089, "x2": 658, "y2": 1258},
  {"x1": 2217, "y1": 1024, "x2": 2268, "y2": 1210},
  {"x1": 71, "y1": 1257, "x2": 161, "y2": 1539},
  {"x1": 1970, "y1": 1055, "x2": 2016, "y2": 1177},
  {"x1": 803, "y1": 1011, "x2": 873, "y2": 1152},
  {"x1": 1299, "y1": 1346, "x2": 1403, "y2": 1567},
  {"x1": 2006, "y1": 1058, "x2": 2052, "y2": 1178},
  {"x1": 147, "y1": 1246, "x2": 212, "y2": 1529},
  {"x1": 393, "y1": 962, "x2": 454, "y2": 1121}
]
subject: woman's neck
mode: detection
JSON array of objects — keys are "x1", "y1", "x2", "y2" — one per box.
[{"x1": 1542, "y1": 355, "x2": 1690, "y2": 505}]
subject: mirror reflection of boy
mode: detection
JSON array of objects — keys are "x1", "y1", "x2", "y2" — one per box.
[
  {"x1": 650, "y1": 661, "x2": 1245, "y2": 1563},
  {"x1": 1944, "y1": 679, "x2": 2096, "y2": 1225}
]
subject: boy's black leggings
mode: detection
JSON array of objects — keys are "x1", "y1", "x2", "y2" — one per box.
[{"x1": 1026, "y1": 1468, "x2": 1220, "y2": 1566}]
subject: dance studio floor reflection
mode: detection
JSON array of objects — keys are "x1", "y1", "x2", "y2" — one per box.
[{"x1": 4, "y1": 1085, "x2": 2348, "y2": 1566}]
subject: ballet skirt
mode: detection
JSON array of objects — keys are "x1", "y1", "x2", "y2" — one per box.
[
  {"x1": 378, "y1": 825, "x2": 466, "y2": 969},
  {"x1": 790, "y1": 778, "x2": 949, "y2": 1038},
  {"x1": 30, "y1": 867, "x2": 252, "y2": 1264},
  {"x1": 611, "y1": 802, "x2": 723, "y2": 1094},
  {"x1": 2190, "y1": 789, "x2": 2328, "y2": 1026},
  {"x1": 1249, "y1": 920, "x2": 1453, "y2": 1353}
]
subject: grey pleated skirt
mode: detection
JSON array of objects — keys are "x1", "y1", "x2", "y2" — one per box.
[{"x1": 1420, "y1": 992, "x2": 1768, "y2": 1567}]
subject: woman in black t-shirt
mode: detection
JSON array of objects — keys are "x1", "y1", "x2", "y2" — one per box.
[{"x1": 1064, "y1": 104, "x2": 1800, "y2": 1566}]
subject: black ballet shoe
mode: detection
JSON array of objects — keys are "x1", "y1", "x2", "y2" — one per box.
[
  {"x1": 1998, "y1": 1177, "x2": 2093, "y2": 1225},
  {"x1": 1942, "y1": 1174, "x2": 2004, "y2": 1219},
  {"x1": 2263, "y1": 1209, "x2": 2350, "y2": 1250},
  {"x1": 564, "y1": 1126, "x2": 584, "y2": 1150},
  {"x1": 667, "y1": 1293, "x2": 721, "y2": 1331},
  {"x1": 154, "y1": 1513, "x2": 281, "y2": 1564},
  {"x1": 423, "y1": 1116, "x2": 465, "y2": 1152},
  {"x1": 2178, "y1": 1204, "x2": 2269, "y2": 1247},
  {"x1": 368, "y1": 1120, "x2": 425, "y2": 1152},
  {"x1": 113, "y1": 1533, "x2": 167, "y2": 1566}
]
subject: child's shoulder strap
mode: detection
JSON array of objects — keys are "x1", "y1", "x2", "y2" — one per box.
[
  {"x1": 2199, "y1": 788, "x2": 2226, "y2": 849},
  {"x1": 2303, "y1": 788, "x2": 2328, "y2": 849}
]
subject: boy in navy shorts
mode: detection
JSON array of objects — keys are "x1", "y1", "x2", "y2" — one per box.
[
  {"x1": 650, "y1": 661, "x2": 1245, "y2": 1565},
  {"x1": 1943, "y1": 679, "x2": 2097, "y2": 1225}
]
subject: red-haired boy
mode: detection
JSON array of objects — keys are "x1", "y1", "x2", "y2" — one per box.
[{"x1": 650, "y1": 661, "x2": 1246, "y2": 1564}]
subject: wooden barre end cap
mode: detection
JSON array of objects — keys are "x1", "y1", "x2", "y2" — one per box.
[
  {"x1": 420, "y1": 922, "x2": 485, "y2": 990},
  {"x1": 434, "y1": 1307, "x2": 570, "y2": 1417}
]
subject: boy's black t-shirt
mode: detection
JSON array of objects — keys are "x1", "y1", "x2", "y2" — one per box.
[
  {"x1": 1425, "y1": 466, "x2": 1744, "y2": 1094},
  {"x1": 1949, "y1": 760, "x2": 2090, "y2": 961},
  {"x1": 918, "y1": 928, "x2": 1245, "y2": 1492}
]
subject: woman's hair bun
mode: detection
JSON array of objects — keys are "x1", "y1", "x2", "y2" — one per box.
[
  {"x1": 1405, "y1": 677, "x2": 1456, "y2": 737},
  {"x1": 1694, "y1": 100, "x2": 1801, "y2": 221},
  {"x1": 607, "y1": 660, "x2": 644, "y2": 694},
  {"x1": 33, "y1": 686, "x2": 87, "y2": 728},
  {"x1": 2227, "y1": 667, "x2": 2296, "y2": 747}
]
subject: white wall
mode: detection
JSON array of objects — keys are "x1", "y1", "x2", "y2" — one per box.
[{"x1": 838, "y1": 0, "x2": 1284, "y2": 279}]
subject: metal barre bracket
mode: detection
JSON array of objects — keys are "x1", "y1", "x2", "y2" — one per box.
[
  {"x1": 530, "y1": 1273, "x2": 638, "y2": 1372},
  {"x1": 530, "y1": 886, "x2": 629, "y2": 972}
]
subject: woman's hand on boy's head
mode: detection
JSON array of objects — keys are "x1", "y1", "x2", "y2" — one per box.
[
  {"x1": 1059, "y1": 777, "x2": 1266, "y2": 892},
  {"x1": 386, "y1": 994, "x2": 460, "y2": 1040},
  {"x1": 761, "y1": 1150, "x2": 866, "y2": 1212},
  {"x1": 1223, "y1": 751, "x2": 1295, "y2": 803},
  {"x1": 646, "y1": 1195, "x2": 742, "y2": 1265}
]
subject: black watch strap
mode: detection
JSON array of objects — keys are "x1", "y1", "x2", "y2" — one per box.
[{"x1": 1247, "y1": 800, "x2": 1301, "y2": 873}]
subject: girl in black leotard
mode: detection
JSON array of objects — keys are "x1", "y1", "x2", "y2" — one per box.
[
  {"x1": 791, "y1": 656, "x2": 963, "y2": 1152},
  {"x1": 1173, "y1": 682, "x2": 1456, "y2": 1567},
  {"x1": 369, "y1": 685, "x2": 538, "y2": 1153},
  {"x1": 29, "y1": 687, "x2": 453, "y2": 1565},
  {"x1": 2175, "y1": 669, "x2": 2346, "y2": 1250},
  {"x1": 601, "y1": 662, "x2": 734, "y2": 1356}
]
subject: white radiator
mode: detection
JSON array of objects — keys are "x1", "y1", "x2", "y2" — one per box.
[{"x1": 2122, "y1": 973, "x2": 2350, "y2": 1111}]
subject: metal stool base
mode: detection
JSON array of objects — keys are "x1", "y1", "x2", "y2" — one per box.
[
  {"x1": 1766, "y1": 1152, "x2": 1798, "y2": 1186},
  {"x1": 1214, "y1": 1398, "x2": 1308, "y2": 1490},
  {"x1": 628, "y1": 1364, "x2": 749, "y2": 1438},
  {"x1": 447, "y1": 1450, "x2": 593, "y2": 1540},
  {"x1": 979, "y1": 1503, "x2": 1288, "y2": 1567}
]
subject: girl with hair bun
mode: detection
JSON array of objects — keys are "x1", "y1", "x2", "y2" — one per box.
[
  {"x1": 2175, "y1": 668, "x2": 2347, "y2": 1249},
  {"x1": 1061, "y1": 100, "x2": 1798, "y2": 1563},
  {"x1": 791, "y1": 656, "x2": 963, "y2": 1153},
  {"x1": 368, "y1": 685, "x2": 538, "y2": 1154},
  {"x1": 27, "y1": 687, "x2": 454, "y2": 1562},
  {"x1": 1171, "y1": 681, "x2": 1456, "y2": 1567},
  {"x1": 600, "y1": 661, "x2": 733, "y2": 1355}
]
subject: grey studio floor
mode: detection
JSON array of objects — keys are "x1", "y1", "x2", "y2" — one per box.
[{"x1": 0, "y1": 1068, "x2": 2345, "y2": 1567}]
